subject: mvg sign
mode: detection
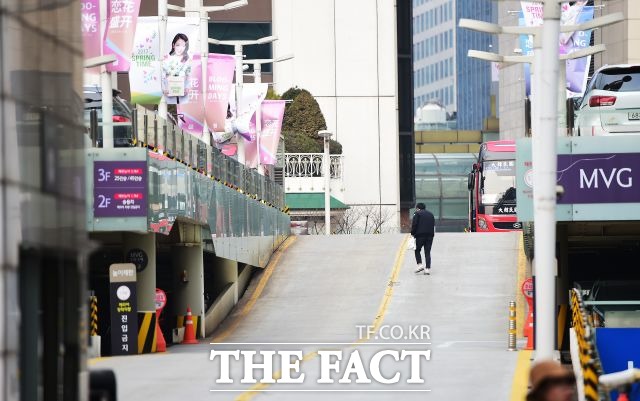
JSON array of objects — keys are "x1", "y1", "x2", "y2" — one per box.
[{"x1": 557, "y1": 153, "x2": 640, "y2": 204}]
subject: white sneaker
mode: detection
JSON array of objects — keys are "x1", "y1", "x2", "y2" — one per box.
[
  {"x1": 424, "y1": 267, "x2": 431, "y2": 275},
  {"x1": 414, "y1": 264, "x2": 425, "y2": 273}
]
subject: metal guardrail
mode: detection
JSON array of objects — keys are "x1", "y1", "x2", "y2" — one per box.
[
  {"x1": 282, "y1": 153, "x2": 344, "y2": 179},
  {"x1": 116, "y1": 106, "x2": 286, "y2": 210},
  {"x1": 570, "y1": 288, "x2": 609, "y2": 401}
]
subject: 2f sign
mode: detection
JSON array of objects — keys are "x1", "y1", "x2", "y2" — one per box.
[
  {"x1": 97, "y1": 168, "x2": 112, "y2": 182},
  {"x1": 579, "y1": 168, "x2": 632, "y2": 189}
]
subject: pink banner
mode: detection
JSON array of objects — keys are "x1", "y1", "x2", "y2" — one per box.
[
  {"x1": 244, "y1": 100, "x2": 285, "y2": 168},
  {"x1": 259, "y1": 101, "x2": 286, "y2": 165},
  {"x1": 177, "y1": 55, "x2": 204, "y2": 136},
  {"x1": 103, "y1": 0, "x2": 142, "y2": 72},
  {"x1": 81, "y1": 0, "x2": 101, "y2": 75},
  {"x1": 205, "y1": 54, "x2": 236, "y2": 134},
  {"x1": 244, "y1": 116, "x2": 259, "y2": 168}
]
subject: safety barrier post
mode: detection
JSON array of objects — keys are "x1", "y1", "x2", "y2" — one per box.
[
  {"x1": 89, "y1": 295, "x2": 101, "y2": 358},
  {"x1": 508, "y1": 301, "x2": 517, "y2": 351}
]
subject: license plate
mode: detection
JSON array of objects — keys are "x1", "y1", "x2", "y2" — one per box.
[{"x1": 629, "y1": 112, "x2": 640, "y2": 120}]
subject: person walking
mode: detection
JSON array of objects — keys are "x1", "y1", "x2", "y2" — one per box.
[{"x1": 411, "y1": 203, "x2": 435, "y2": 275}]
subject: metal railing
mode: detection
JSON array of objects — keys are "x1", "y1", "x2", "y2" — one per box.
[
  {"x1": 87, "y1": 105, "x2": 285, "y2": 210},
  {"x1": 283, "y1": 153, "x2": 343, "y2": 179}
]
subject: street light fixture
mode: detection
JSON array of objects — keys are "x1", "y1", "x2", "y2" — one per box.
[
  {"x1": 459, "y1": 6, "x2": 623, "y2": 361},
  {"x1": 318, "y1": 130, "x2": 333, "y2": 236},
  {"x1": 242, "y1": 54, "x2": 294, "y2": 175},
  {"x1": 160, "y1": 0, "x2": 249, "y2": 145},
  {"x1": 84, "y1": 54, "x2": 117, "y2": 149},
  {"x1": 208, "y1": 36, "x2": 278, "y2": 165}
]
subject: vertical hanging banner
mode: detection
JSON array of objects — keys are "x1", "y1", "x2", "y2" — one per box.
[
  {"x1": 177, "y1": 55, "x2": 205, "y2": 135},
  {"x1": 162, "y1": 18, "x2": 199, "y2": 105},
  {"x1": 245, "y1": 100, "x2": 286, "y2": 168},
  {"x1": 81, "y1": 0, "x2": 102, "y2": 77},
  {"x1": 103, "y1": 0, "x2": 142, "y2": 72},
  {"x1": 234, "y1": 83, "x2": 268, "y2": 141},
  {"x1": 520, "y1": 1, "x2": 593, "y2": 97},
  {"x1": 259, "y1": 100, "x2": 286, "y2": 165},
  {"x1": 129, "y1": 17, "x2": 161, "y2": 104},
  {"x1": 561, "y1": 4, "x2": 594, "y2": 97},
  {"x1": 205, "y1": 54, "x2": 236, "y2": 139},
  {"x1": 239, "y1": 84, "x2": 269, "y2": 168}
]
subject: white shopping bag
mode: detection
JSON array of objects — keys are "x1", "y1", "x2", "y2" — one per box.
[
  {"x1": 167, "y1": 76, "x2": 186, "y2": 97},
  {"x1": 407, "y1": 236, "x2": 416, "y2": 251}
]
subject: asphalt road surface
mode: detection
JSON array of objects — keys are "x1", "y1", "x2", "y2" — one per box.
[{"x1": 93, "y1": 232, "x2": 520, "y2": 401}]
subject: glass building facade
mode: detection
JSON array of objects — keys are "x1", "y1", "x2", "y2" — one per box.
[
  {"x1": 413, "y1": 0, "x2": 495, "y2": 130},
  {"x1": 415, "y1": 153, "x2": 476, "y2": 232}
]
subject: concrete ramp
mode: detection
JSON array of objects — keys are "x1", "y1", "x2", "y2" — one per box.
[{"x1": 93, "y1": 232, "x2": 520, "y2": 401}]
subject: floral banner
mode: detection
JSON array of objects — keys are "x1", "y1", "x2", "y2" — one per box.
[
  {"x1": 81, "y1": 0, "x2": 102, "y2": 77},
  {"x1": 177, "y1": 55, "x2": 205, "y2": 136},
  {"x1": 129, "y1": 17, "x2": 161, "y2": 104},
  {"x1": 205, "y1": 54, "x2": 236, "y2": 138},
  {"x1": 162, "y1": 18, "x2": 199, "y2": 105},
  {"x1": 103, "y1": 0, "x2": 141, "y2": 72}
]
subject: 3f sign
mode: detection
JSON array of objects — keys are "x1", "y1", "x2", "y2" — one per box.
[
  {"x1": 579, "y1": 168, "x2": 633, "y2": 189},
  {"x1": 98, "y1": 168, "x2": 111, "y2": 182}
]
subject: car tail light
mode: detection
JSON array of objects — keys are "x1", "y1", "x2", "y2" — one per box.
[
  {"x1": 589, "y1": 95, "x2": 617, "y2": 107},
  {"x1": 113, "y1": 115, "x2": 130, "y2": 123}
]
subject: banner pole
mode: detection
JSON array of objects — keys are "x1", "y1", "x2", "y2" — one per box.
[{"x1": 158, "y1": 0, "x2": 168, "y2": 119}]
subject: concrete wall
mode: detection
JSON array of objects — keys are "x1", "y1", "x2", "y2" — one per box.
[
  {"x1": 498, "y1": 0, "x2": 527, "y2": 140},
  {"x1": 593, "y1": 0, "x2": 640, "y2": 68},
  {"x1": 273, "y1": 0, "x2": 401, "y2": 231}
]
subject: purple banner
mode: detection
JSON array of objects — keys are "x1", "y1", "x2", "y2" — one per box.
[
  {"x1": 103, "y1": 0, "x2": 142, "y2": 72},
  {"x1": 81, "y1": 0, "x2": 101, "y2": 75},
  {"x1": 94, "y1": 161, "x2": 147, "y2": 217},
  {"x1": 557, "y1": 153, "x2": 640, "y2": 204}
]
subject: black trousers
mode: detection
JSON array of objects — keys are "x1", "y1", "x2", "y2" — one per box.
[{"x1": 414, "y1": 235, "x2": 434, "y2": 267}]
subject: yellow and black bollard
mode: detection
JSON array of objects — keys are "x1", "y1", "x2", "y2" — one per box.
[
  {"x1": 508, "y1": 301, "x2": 517, "y2": 351},
  {"x1": 90, "y1": 295, "x2": 98, "y2": 337}
]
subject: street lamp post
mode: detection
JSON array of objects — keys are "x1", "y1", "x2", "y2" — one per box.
[
  {"x1": 85, "y1": 55, "x2": 118, "y2": 148},
  {"x1": 459, "y1": 6, "x2": 622, "y2": 360},
  {"x1": 318, "y1": 130, "x2": 333, "y2": 236},
  {"x1": 163, "y1": 0, "x2": 248, "y2": 143},
  {"x1": 208, "y1": 36, "x2": 278, "y2": 165},
  {"x1": 243, "y1": 55, "x2": 294, "y2": 175}
]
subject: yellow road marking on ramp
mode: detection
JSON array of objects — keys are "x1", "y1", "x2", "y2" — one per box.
[
  {"x1": 233, "y1": 235, "x2": 410, "y2": 401},
  {"x1": 211, "y1": 236, "x2": 296, "y2": 343},
  {"x1": 510, "y1": 350, "x2": 532, "y2": 401}
]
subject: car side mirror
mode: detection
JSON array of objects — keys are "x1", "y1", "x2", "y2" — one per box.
[{"x1": 467, "y1": 172, "x2": 475, "y2": 191}]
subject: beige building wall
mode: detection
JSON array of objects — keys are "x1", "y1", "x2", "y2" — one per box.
[
  {"x1": 498, "y1": 0, "x2": 640, "y2": 140},
  {"x1": 498, "y1": 1, "x2": 527, "y2": 140},
  {"x1": 593, "y1": 0, "x2": 640, "y2": 68}
]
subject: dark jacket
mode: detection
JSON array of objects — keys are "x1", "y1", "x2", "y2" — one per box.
[{"x1": 411, "y1": 209, "x2": 435, "y2": 237}]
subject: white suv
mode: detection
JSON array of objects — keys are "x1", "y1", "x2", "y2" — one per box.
[{"x1": 574, "y1": 64, "x2": 640, "y2": 136}]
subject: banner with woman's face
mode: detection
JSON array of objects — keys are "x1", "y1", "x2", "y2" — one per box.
[
  {"x1": 163, "y1": 18, "x2": 200, "y2": 105},
  {"x1": 128, "y1": 17, "x2": 199, "y2": 105}
]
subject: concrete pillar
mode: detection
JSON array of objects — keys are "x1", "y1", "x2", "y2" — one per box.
[
  {"x1": 123, "y1": 233, "x2": 158, "y2": 353},
  {"x1": 122, "y1": 232, "x2": 157, "y2": 312},
  {"x1": 172, "y1": 244, "x2": 205, "y2": 338}
]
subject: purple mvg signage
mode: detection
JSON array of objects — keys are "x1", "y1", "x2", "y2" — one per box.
[
  {"x1": 94, "y1": 161, "x2": 148, "y2": 217},
  {"x1": 557, "y1": 153, "x2": 640, "y2": 204}
]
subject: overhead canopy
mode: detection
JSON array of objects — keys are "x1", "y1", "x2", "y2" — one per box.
[{"x1": 285, "y1": 193, "x2": 349, "y2": 210}]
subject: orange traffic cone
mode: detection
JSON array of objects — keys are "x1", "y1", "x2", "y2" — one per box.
[
  {"x1": 524, "y1": 311, "x2": 534, "y2": 350},
  {"x1": 182, "y1": 307, "x2": 198, "y2": 345},
  {"x1": 155, "y1": 311, "x2": 166, "y2": 352}
]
